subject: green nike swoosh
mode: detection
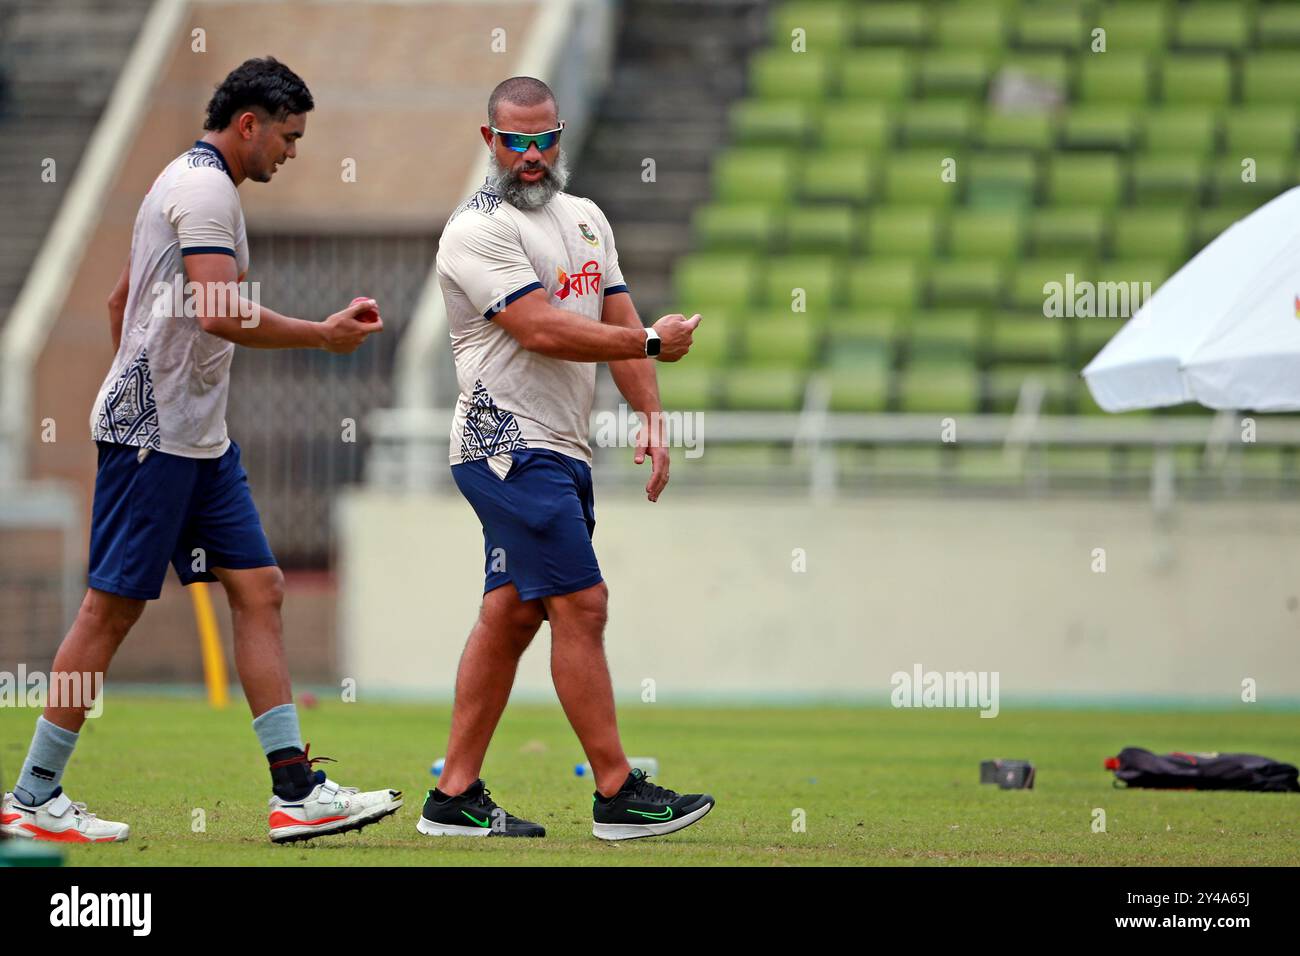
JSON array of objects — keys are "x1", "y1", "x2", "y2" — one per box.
[
  {"x1": 626, "y1": 806, "x2": 674, "y2": 821},
  {"x1": 461, "y1": 810, "x2": 491, "y2": 827}
]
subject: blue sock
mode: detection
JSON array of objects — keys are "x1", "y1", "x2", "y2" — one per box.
[
  {"x1": 14, "y1": 716, "x2": 79, "y2": 806},
  {"x1": 252, "y1": 703, "x2": 303, "y2": 755}
]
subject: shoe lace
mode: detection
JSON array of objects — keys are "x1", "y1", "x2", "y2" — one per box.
[
  {"x1": 630, "y1": 771, "x2": 677, "y2": 803},
  {"x1": 268, "y1": 743, "x2": 357, "y2": 795},
  {"x1": 69, "y1": 801, "x2": 97, "y2": 821}
]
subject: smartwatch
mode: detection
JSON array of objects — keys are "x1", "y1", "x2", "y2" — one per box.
[{"x1": 644, "y1": 327, "x2": 662, "y2": 358}]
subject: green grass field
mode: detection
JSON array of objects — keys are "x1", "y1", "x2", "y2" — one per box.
[{"x1": 2, "y1": 696, "x2": 1297, "y2": 866}]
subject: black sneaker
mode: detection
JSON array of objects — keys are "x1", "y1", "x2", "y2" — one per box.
[
  {"x1": 416, "y1": 779, "x2": 545, "y2": 837},
  {"x1": 592, "y1": 768, "x2": 714, "y2": 841}
]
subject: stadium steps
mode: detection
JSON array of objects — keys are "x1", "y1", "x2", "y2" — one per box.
[
  {"x1": 0, "y1": 0, "x2": 153, "y2": 323},
  {"x1": 568, "y1": 0, "x2": 770, "y2": 315}
]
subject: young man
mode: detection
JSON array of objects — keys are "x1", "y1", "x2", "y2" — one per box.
[
  {"x1": 419, "y1": 76, "x2": 714, "y2": 841},
  {"x1": 1, "y1": 57, "x2": 400, "y2": 844}
]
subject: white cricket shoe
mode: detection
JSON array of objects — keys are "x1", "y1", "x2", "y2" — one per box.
[
  {"x1": 268, "y1": 777, "x2": 402, "y2": 844},
  {"x1": 1, "y1": 790, "x2": 130, "y2": 843}
]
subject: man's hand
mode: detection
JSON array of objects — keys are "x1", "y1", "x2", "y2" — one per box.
[
  {"x1": 651, "y1": 313, "x2": 701, "y2": 362},
  {"x1": 320, "y1": 298, "x2": 384, "y2": 354},
  {"x1": 634, "y1": 412, "x2": 670, "y2": 502}
]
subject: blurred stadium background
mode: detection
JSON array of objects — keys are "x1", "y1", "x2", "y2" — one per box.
[{"x1": 1, "y1": 0, "x2": 1298, "y2": 707}]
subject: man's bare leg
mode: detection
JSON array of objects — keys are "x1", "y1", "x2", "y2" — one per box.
[
  {"x1": 436, "y1": 583, "x2": 545, "y2": 797},
  {"x1": 213, "y1": 565, "x2": 290, "y2": 716},
  {"x1": 42, "y1": 588, "x2": 144, "y2": 733},
  {"x1": 544, "y1": 582, "x2": 631, "y2": 798}
]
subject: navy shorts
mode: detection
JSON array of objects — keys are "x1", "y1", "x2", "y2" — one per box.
[
  {"x1": 87, "y1": 440, "x2": 277, "y2": 600},
  {"x1": 451, "y1": 448, "x2": 603, "y2": 602}
]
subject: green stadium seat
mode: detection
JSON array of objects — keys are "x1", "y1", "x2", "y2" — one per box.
[
  {"x1": 1160, "y1": 55, "x2": 1232, "y2": 106},
  {"x1": 713, "y1": 149, "x2": 798, "y2": 204},
  {"x1": 899, "y1": 100, "x2": 977, "y2": 147},
  {"x1": 817, "y1": 102, "x2": 892, "y2": 149},
  {"x1": 838, "y1": 50, "x2": 916, "y2": 100},
  {"x1": 1141, "y1": 108, "x2": 1218, "y2": 154},
  {"x1": 1257, "y1": 7, "x2": 1300, "y2": 49},
  {"x1": 978, "y1": 110, "x2": 1058, "y2": 151},
  {"x1": 1174, "y1": 3, "x2": 1251, "y2": 52},
  {"x1": 680, "y1": 311, "x2": 734, "y2": 367},
  {"x1": 847, "y1": 259, "x2": 920, "y2": 310},
  {"x1": 906, "y1": 309, "x2": 985, "y2": 361},
  {"x1": 1060, "y1": 106, "x2": 1139, "y2": 150},
  {"x1": 721, "y1": 367, "x2": 806, "y2": 410},
  {"x1": 933, "y1": 3, "x2": 1009, "y2": 50},
  {"x1": 674, "y1": 253, "x2": 758, "y2": 308},
  {"x1": 1011, "y1": 259, "x2": 1094, "y2": 311},
  {"x1": 1028, "y1": 208, "x2": 1108, "y2": 258},
  {"x1": 917, "y1": 50, "x2": 994, "y2": 98},
  {"x1": 798, "y1": 150, "x2": 875, "y2": 203},
  {"x1": 856, "y1": 2, "x2": 931, "y2": 46},
  {"x1": 1193, "y1": 206, "x2": 1254, "y2": 248},
  {"x1": 785, "y1": 205, "x2": 858, "y2": 253},
  {"x1": 1110, "y1": 210, "x2": 1191, "y2": 262},
  {"x1": 1095, "y1": 3, "x2": 1170, "y2": 54},
  {"x1": 1015, "y1": 5, "x2": 1086, "y2": 51},
  {"x1": 749, "y1": 50, "x2": 833, "y2": 101},
  {"x1": 966, "y1": 153, "x2": 1040, "y2": 208},
  {"x1": 1047, "y1": 155, "x2": 1123, "y2": 207},
  {"x1": 1077, "y1": 54, "x2": 1152, "y2": 105},
  {"x1": 657, "y1": 366, "x2": 720, "y2": 410},
  {"x1": 927, "y1": 260, "x2": 1007, "y2": 307},
  {"x1": 1073, "y1": 316, "x2": 1128, "y2": 366},
  {"x1": 1094, "y1": 260, "x2": 1172, "y2": 308},
  {"x1": 1130, "y1": 155, "x2": 1205, "y2": 206},
  {"x1": 828, "y1": 310, "x2": 899, "y2": 346},
  {"x1": 883, "y1": 151, "x2": 960, "y2": 206},
  {"x1": 990, "y1": 314, "x2": 1067, "y2": 363},
  {"x1": 692, "y1": 204, "x2": 782, "y2": 252},
  {"x1": 1223, "y1": 110, "x2": 1299, "y2": 156},
  {"x1": 1242, "y1": 55, "x2": 1300, "y2": 105},
  {"x1": 896, "y1": 360, "x2": 980, "y2": 414},
  {"x1": 742, "y1": 316, "x2": 823, "y2": 368},
  {"x1": 985, "y1": 364, "x2": 1074, "y2": 414},
  {"x1": 998, "y1": 54, "x2": 1070, "y2": 91},
  {"x1": 866, "y1": 206, "x2": 942, "y2": 257},
  {"x1": 730, "y1": 100, "x2": 815, "y2": 145},
  {"x1": 771, "y1": 1, "x2": 852, "y2": 51},
  {"x1": 947, "y1": 208, "x2": 1025, "y2": 260},
  {"x1": 825, "y1": 364, "x2": 890, "y2": 412},
  {"x1": 762, "y1": 255, "x2": 842, "y2": 309},
  {"x1": 1211, "y1": 154, "x2": 1291, "y2": 208}
]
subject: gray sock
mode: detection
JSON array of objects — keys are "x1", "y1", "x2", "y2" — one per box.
[
  {"x1": 13, "y1": 716, "x2": 79, "y2": 806},
  {"x1": 252, "y1": 703, "x2": 303, "y2": 756}
]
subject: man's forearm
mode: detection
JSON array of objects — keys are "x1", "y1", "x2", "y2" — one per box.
[
  {"x1": 200, "y1": 299, "x2": 325, "y2": 349},
  {"x1": 512, "y1": 305, "x2": 646, "y2": 362}
]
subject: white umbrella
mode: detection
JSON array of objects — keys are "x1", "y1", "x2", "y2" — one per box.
[{"x1": 1083, "y1": 186, "x2": 1300, "y2": 412}]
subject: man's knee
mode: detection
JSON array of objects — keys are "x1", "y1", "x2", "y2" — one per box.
[
  {"x1": 81, "y1": 589, "x2": 145, "y2": 642},
  {"x1": 552, "y1": 582, "x2": 608, "y2": 636},
  {"x1": 482, "y1": 591, "x2": 545, "y2": 646},
  {"x1": 224, "y1": 566, "x2": 285, "y2": 616}
]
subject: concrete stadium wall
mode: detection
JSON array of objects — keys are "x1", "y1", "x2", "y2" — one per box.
[{"x1": 335, "y1": 491, "x2": 1300, "y2": 704}]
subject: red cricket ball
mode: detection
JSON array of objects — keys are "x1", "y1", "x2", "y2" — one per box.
[{"x1": 350, "y1": 296, "x2": 379, "y2": 323}]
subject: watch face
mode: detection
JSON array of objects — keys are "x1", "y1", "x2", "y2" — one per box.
[{"x1": 647, "y1": 335, "x2": 661, "y2": 356}]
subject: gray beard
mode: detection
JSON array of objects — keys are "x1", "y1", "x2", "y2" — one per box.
[{"x1": 489, "y1": 149, "x2": 569, "y2": 210}]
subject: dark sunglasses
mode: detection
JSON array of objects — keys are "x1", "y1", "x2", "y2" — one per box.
[{"x1": 490, "y1": 122, "x2": 564, "y2": 153}]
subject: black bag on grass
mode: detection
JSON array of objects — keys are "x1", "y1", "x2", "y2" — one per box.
[{"x1": 1105, "y1": 748, "x2": 1300, "y2": 792}]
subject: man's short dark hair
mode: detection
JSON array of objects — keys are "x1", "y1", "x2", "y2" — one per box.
[
  {"x1": 487, "y1": 76, "x2": 556, "y2": 126},
  {"x1": 204, "y1": 56, "x2": 314, "y2": 131}
]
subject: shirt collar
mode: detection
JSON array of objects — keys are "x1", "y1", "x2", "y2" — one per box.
[{"x1": 192, "y1": 140, "x2": 235, "y2": 183}]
